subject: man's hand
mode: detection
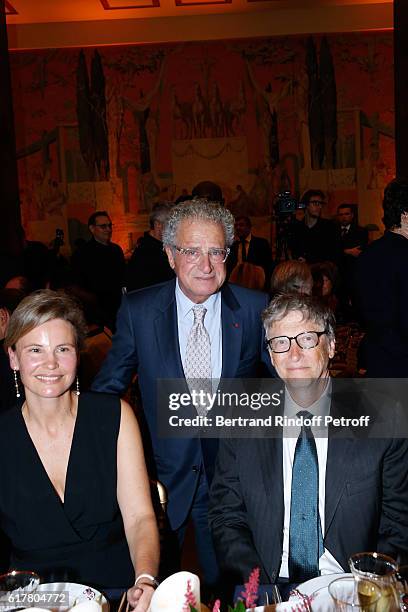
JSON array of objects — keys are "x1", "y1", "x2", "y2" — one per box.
[
  {"x1": 344, "y1": 246, "x2": 362, "y2": 257},
  {"x1": 127, "y1": 583, "x2": 155, "y2": 611}
]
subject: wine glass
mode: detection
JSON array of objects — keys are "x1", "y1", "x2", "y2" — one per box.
[
  {"x1": 396, "y1": 565, "x2": 408, "y2": 611},
  {"x1": 349, "y1": 552, "x2": 399, "y2": 611},
  {"x1": 0, "y1": 570, "x2": 41, "y2": 611},
  {"x1": 328, "y1": 576, "x2": 381, "y2": 611}
]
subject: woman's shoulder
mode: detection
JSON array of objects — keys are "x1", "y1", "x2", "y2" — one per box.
[
  {"x1": 78, "y1": 391, "x2": 122, "y2": 430},
  {"x1": 0, "y1": 406, "x2": 23, "y2": 444}
]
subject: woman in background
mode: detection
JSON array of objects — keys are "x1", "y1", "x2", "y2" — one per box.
[
  {"x1": 1, "y1": 290, "x2": 159, "y2": 611},
  {"x1": 270, "y1": 260, "x2": 313, "y2": 297}
]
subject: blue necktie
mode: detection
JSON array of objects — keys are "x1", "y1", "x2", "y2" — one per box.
[{"x1": 288, "y1": 410, "x2": 324, "y2": 583}]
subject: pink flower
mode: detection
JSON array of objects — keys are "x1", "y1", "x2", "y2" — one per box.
[
  {"x1": 183, "y1": 579, "x2": 197, "y2": 611},
  {"x1": 241, "y1": 567, "x2": 260, "y2": 609},
  {"x1": 212, "y1": 600, "x2": 221, "y2": 612}
]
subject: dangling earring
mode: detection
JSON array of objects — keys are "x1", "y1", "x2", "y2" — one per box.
[
  {"x1": 13, "y1": 369, "x2": 21, "y2": 398},
  {"x1": 75, "y1": 376, "x2": 80, "y2": 396}
]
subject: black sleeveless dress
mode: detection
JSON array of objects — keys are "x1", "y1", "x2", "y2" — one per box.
[{"x1": 0, "y1": 392, "x2": 134, "y2": 590}]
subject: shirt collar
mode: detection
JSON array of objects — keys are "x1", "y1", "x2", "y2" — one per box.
[
  {"x1": 284, "y1": 377, "x2": 332, "y2": 418},
  {"x1": 175, "y1": 279, "x2": 220, "y2": 320}
]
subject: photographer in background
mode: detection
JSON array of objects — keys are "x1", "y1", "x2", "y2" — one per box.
[{"x1": 290, "y1": 190, "x2": 341, "y2": 264}]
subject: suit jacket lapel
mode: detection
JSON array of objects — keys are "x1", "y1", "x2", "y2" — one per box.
[
  {"x1": 258, "y1": 436, "x2": 284, "y2": 578},
  {"x1": 325, "y1": 383, "x2": 359, "y2": 534},
  {"x1": 325, "y1": 434, "x2": 353, "y2": 535},
  {"x1": 154, "y1": 281, "x2": 185, "y2": 380},
  {"x1": 221, "y1": 284, "x2": 242, "y2": 378}
]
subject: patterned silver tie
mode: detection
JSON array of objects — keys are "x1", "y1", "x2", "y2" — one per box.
[{"x1": 185, "y1": 305, "x2": 212, "y2": 416}]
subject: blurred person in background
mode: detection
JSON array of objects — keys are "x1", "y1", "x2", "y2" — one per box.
[
  {"x1": 290, "y1": 190, "x2": 340, "y2": 264},
  {"x1": 127, "y1": 203, "x2": 175, "y2": 291},
  {"x1": 311, "y1": 261, "x2": 339, "y2": 316},
  {"x1": 355, "y1": 177, "x2": 408, "y2": 376},
  {"x1": 71, "y1": 211, "x2": 125, "y2": 332},
  {"x1": 271, "y1": 260, "x2": 313, "y2": 297},
  {"x1": 228, "y1": 216, "x2": 273, "y2": 291}
]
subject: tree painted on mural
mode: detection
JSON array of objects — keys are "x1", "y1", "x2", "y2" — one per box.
[
  {"x1": 76, "y1": 49, "x2": 110, "y2": 180},
  {"x1": 91, "y1": 50, "x2": 110, "y2": 179},
  {"x1": 306, "y1": 36, "x2": 324, "y2": 169},
  {"x1": 320, "y1": 36, "x2": 338, "y2": 169}
]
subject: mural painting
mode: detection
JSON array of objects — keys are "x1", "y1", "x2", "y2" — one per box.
[{"x1": 10, "y1": 32, "x2": 394, "y2": 254}]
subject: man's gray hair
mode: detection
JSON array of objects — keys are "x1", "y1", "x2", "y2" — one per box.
[
  {"x1": 162, "y1": 199, "x2": 235, "y2": 247},
  {"x1": 262, "y1": 293, "x2": 336, "y2": 341},
  {"x1": 149, "y1": 202, "x2": 171, "y2": 229}
]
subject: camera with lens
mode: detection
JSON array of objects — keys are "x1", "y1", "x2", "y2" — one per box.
[{"x1": 274, "y1": 191, "x2": 305, "y2": 215}]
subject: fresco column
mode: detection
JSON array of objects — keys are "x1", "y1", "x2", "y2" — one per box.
[
  {"x1": 394, "y1": 0, "x2": 408, "y2": 177},
  {"x1": 0, "y1": 0, "x2": 23, "y2": 259}
]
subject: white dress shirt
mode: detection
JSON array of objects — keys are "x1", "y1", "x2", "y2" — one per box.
[
  {"x1": 279, "y1": 379, "x2": 344, "y2": 578},
  {"x1": 175, "y1": 279, "x2": 222, "y2": 385}
]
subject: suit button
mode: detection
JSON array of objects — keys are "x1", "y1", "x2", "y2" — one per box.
[{"x1": 192, "y1": 465, "x2": 199, "y2": 473}]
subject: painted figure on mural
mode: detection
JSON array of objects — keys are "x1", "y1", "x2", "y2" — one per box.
[
  {"x1": 209, "y1": 83, "x2": 224, "y2": 138},
  {"x1": 171, "y1": 86, "x2": 193, "y2": 140},
  {"x1": 225, "y1": 80, "x2": 247, "y2": 136},
  {"x1": 192, "y1": 83, "x2": 207, "y2": 138},
  {"x1": 246, "y1": 60, "x2": 292, "y2": 169},
  {"x1": 35, "y1": 160, "x2": 66, "y2": 219},
  {"x1": 122, "y1": 59, "x2": 166, "y2": 206}
]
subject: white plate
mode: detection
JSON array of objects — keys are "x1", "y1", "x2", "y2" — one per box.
[
  {"x1": 36, "y1": 582, "x2": 109, "y2": 612},
  {"x1": 295, "y1": 572, "x2": 351, "y2": 597}
]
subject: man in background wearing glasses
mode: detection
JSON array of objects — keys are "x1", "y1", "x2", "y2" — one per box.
[
  {"x1": 209, "y1": 293, "x2": 408, "y2": 600},
  {"x1": 71, "y1": 210, "x2": 125, "y2": 331},
  {"x1": 93, "y1": 200, "x2": 272, "y2": 594},
  {"x1": 290, "y1": 189, "x2": 340, "y2": 264}
]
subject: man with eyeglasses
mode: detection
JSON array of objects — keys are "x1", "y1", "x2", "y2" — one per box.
[
  {"x1": 290, "y1": 189, "x2": 341, "y2": 264},
  {"x1": 71, "y1": 211, "x2": 125, "y2": 331},
  {"x1": 209, "y1": 293, "x2": 408, "y2": 599},
  {"x1": 93, "y1": 200, "x2": 273, "y2": 594}
]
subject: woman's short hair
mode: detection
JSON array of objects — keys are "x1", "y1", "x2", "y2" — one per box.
[
  {"x1": 5, "y1": 289, "x2": 87, "y2": 352},
  {"x1": 382, "y1": 178, "x2": 408, "y2": 229},
  {"x1": 162, "y1": 199, "x2": 234, "y2": 248},
  {"x1": 229, "y1": 262, "x2": 265, "y2": 291},
  {"x1": 262, "y1": 293, "x2": 336, "y2": 341},
  {"x1": 271, "y1": 261, "x2": 313, "y2": 295}
]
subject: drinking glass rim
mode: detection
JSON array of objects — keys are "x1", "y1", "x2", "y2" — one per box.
[
  {"x1": 328, "y1": 576, "x2": 381, "y2": 607},
  {"x1": 349, "y1": 552, "x2": 398, "y2": 577}
]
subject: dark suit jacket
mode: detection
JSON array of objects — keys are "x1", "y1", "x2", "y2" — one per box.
[
  {"x1": 93, "y1": 279, "x2": 272, "y2": 529},
  {"x1": 290, "y1": 218, "x2": 341, "y2": 263},
  {"x1": 337, "y1": 224, "x2": 368, "y2": 252},
  {"x1": 355, "y1": 231, "x2": 408, "y2": 376},
  {"x1": 228, "y1": 236, "x2": 273, "y2": 289},
  {"x1": 208, "y1": 383, "x2": 408, "y2": 584}
]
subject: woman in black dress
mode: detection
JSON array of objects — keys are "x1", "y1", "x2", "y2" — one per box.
[{"x1": 1, "y1": 290, "x2": 159, "y2": 611}]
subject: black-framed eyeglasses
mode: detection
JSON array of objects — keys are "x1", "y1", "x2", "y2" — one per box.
[
  {"x1": 95, "y1": 223, "x2": 113, "y2": 230},
  {"x1": 265, "y1": 330, "x2": 328, "y2": 353},
  {"x1": 173, "y1": 245, "x2": 230, "y2": 264},
  {"x1": 308, "y1": 200, "x2": 325, "y2": 207}
]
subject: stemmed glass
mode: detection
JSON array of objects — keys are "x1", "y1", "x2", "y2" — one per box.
[{"x1": 0, "y1": 571, "x2": 41, "y2": 611}]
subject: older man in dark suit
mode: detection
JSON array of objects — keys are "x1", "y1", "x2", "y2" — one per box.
[
  {"x1": 93, "y1": 200, "x2": 272, "y2": 591},
  {"x1": 209, "y1": 294, "x2": 408, "y2": 598}
]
